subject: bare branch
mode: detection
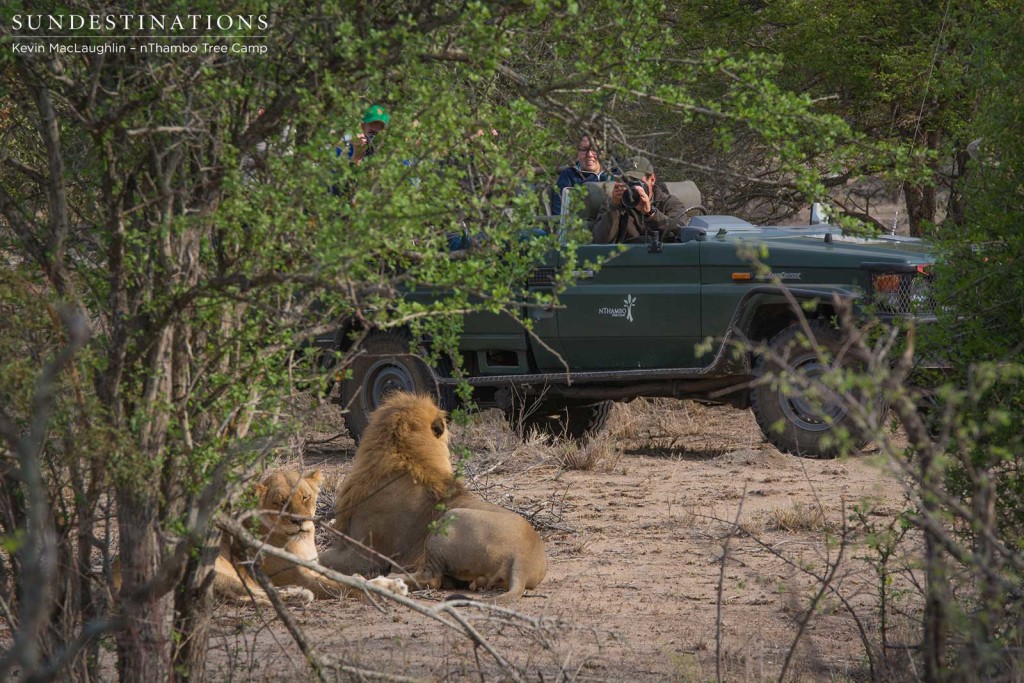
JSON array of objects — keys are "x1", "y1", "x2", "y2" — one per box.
[
  {"x1": 125, "y1": 126, "x2": 204, "y2": 137},
  {"x1": 0, "y1": 154, "x2": 46, "y2": 183},
  {"x1": 247, "y1": 561, "x2": 327, "y2": 683},
  {"x1": 716, "y1": 487, "x2": 745, "y2": 682},
  {"x1": 16, "y1": 63, "x2": 73, "y2": 297},
  {"x1": 0, "y1": 306, "x2": 90, "y2": 680},
  {"x1": 217, "y1": 514, "x2": 533, "y2": 682}
]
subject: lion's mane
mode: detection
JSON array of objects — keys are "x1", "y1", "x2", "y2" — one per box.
[
  {"x1": 333, "y1": 392, "x2": 458, "y2": 530},
  {"x1": 322, "y1": 392, "x2": 547, "y2": 601}
]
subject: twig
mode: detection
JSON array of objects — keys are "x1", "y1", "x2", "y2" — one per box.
[
  {"x1": 716, "y1": 485, "x2": 746, "y2": 682},
  {"x1": 217, "y1": 514, "x2": 531, "y2": 681},
  {"x1": 322, "y1": 658, "x2": 430, "y2": 683},
  {"x1": 436, "y1": 603, "x2": 523, "y2": 683},
  {"x1": 248, "y1": 561, "x2": 327, "y2": 683},
  {"x1": 703, "y1": 504, "x2": 877, "y2": 682},
  {"x1": 777, "y1": 502, "x2": 848, "y2": 683}
]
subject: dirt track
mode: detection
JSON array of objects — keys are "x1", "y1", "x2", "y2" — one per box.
[{"x1": 206, "y1": 400, "x2": 916, "y2": 681}]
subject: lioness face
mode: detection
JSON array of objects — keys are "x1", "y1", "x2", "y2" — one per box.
[{"x1": 257, "y1": 470, "x2": 322, "y2": 535}]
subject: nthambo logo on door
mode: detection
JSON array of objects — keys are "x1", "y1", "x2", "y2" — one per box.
[{"x1": 598, "y1": 295, "x2": 637, "y2": 322}]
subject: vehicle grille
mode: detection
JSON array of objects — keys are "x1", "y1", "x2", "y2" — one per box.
[
  {"x1": 867, "y1": 267, "x2": 935, "y2": 317},
  {"x1": 528, "y1": 267, "x2": 557, "y2": 288}
]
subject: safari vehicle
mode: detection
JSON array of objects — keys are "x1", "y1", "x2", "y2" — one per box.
[{"x1": 324, "y1": 182, "x2": 936, "y2": 458}]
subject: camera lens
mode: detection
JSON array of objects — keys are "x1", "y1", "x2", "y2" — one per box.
[
  {"x1": 621, "y1": 178, "x2": 643, "y2": 209},
  {"x1": 622, "y1": 189, "x2": 636, "y2": 208}
]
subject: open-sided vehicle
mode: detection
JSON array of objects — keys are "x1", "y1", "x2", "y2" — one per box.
[{"x1": 322, "y1": 183, "x2": 935, "y2": 458}]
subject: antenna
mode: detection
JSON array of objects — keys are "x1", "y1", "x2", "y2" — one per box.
[{"x1": 893, "y1": 0, "x2": 952, "y2": 236}]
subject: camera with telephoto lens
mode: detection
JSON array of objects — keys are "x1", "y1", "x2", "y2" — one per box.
[{"x1": 620, "y1": 177, "x2": 646, "y2": 209}]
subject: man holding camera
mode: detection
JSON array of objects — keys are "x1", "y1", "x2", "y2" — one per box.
[
  {"x1": 591, "y1": 156, "x2": 688, "y2": 244},
  {"x1": 339, "y1": 103, "x2": 389, "y2": 164}
]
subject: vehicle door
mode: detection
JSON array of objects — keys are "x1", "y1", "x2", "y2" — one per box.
[
  {"x1": 460, "y1": 250, "x2": 569, "y2": 374},
  {"x1": 554, "y1": 241, "x2": 702, "y2": 370}
]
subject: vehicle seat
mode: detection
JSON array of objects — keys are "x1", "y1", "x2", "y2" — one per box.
[
  {"x1": 579, "y1": 181, "x2": 615, "y2": 222},
  {"x1": 663, "y1": 180, "x2": 702, "y2": 212}
]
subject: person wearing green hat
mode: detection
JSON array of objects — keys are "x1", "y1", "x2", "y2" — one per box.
[
  {"x1": 338, "y1": 103, "x2": 390, "y2": 164},
  {"x1": 591, "y1": 156, "x2": 688, "y2": 244}
]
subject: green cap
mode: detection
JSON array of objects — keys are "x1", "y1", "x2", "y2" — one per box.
[
  {"x1": 622, "y1": 156, "x2": 654, "y2": 179},
  {"x1": 362, "y1": 104, "x2": 390, "y2": 126}
]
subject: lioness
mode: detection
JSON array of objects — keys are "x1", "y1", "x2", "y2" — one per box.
[
  {"x1": 320, "y1": 392, "x2": 548, "y2": 602},
  {"x1": 215, "y1": 469, "x2": 352, "y2": 605},
  {"x1": 117, "y1": 469, "x2": 406, "y2": 607}
]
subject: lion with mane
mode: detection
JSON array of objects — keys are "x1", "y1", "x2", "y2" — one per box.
[{"x1": 320, "y1": 392, "x2": 547, "y2": 602}]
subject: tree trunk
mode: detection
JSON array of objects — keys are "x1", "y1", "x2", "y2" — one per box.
[
  {"x1": 906, "y1": 129, "x2": 942, "y2": 237},
  {"x1": 923, "y1": 534, "x2": 947, "y2": 682},
  {"x1": 920, "y1": 448, "x2": 947, "y2": 682},
  {"x1": 971, "y1": 475, "x2": 999, "y2": 677},
  {"x1": 115, "y1": 495, "x2": 173, "y2": 683},
  {"x1": 171, "y1": 547, "x2": 217, "y2": 681},
  {"x1": 945, "y1": 148, "x2": 969, "y2": 227},
  {"x1": 905, "y1": 183, "x2": 938, "y2": 238}
]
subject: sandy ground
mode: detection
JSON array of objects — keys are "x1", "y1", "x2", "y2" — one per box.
[{"x1": 204, "y1": 399, "x2": 920, "y2": 682}]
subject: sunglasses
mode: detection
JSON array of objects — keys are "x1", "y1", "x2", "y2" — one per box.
[{"x1": 577, "y1": 147, "x2": 597, "y2": 154}]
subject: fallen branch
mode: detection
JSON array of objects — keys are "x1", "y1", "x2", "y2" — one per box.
[
  {"x1": 216, "y1": 513, "x2": 536, "y2": 682},
  {"x1": 716, "y1": 486, "x2": 746, "y2": 682}
]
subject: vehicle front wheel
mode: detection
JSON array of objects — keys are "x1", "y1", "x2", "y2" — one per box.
[
  {"x1": 339, "y1": 331, "x2": 444, "y2": 442},
  {"x1": 504, "y1": 399, "x2": 613, "y2": 442},
  {"x1": 750, "y1": 322, "x2": 884, "y2": 458}
]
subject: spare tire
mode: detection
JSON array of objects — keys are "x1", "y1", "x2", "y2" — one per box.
[{"x1": 339, "y1": 331, "x2": 448, "y2": 442}]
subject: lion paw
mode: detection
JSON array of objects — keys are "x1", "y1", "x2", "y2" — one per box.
[
  {"x1": 278, "y1": 586, "x2": 315, "y2": 606},
  {"x1": 352, "y1": 574, "x2": 410, "y2": 598},
  {"x1": 368, "y1": 576, "x2": 409, "y2": 597}
]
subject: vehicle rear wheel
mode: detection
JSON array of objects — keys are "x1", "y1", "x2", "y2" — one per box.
[
  {"x1": 339, "y1": 331, "x2": 446, "y2": 442},
  {"x1": 750, "y1": 322, "x2": 884, "y2": 458},
  {"x1": 504, "y1": 399, "x2": 613, "y2": 442}
]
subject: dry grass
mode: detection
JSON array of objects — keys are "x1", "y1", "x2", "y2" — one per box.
[
  {"x1": 450, "y1": 407, "x2": 629, "y2": 475},
  {"x1": 603, "y1": 398, "x2": 772, "y2": 459},
  {"x1": 556, "y1": 435, "x2": 618, "y2": 471},
  {"x1": 450, "y1": 409, "x2": 553, "y2": 475},
  {"x1": 605, "y1": 398, "x2": 705, "y2": 445},
  {"x1": 284, "y1": 394, "x2": 781, "y2": 548},
  {"x1": 211, "y1": 392, "x2": 921, "y2": 682},
  {"x1": 289, "y1": 392, "x2": 770, "y2": 472},
  {"x1": 761, "y1": 502, "x2": 834, "y2": 533},
  {"x1": 288, "y1": 391, "x2": 354, "y2": 455}
]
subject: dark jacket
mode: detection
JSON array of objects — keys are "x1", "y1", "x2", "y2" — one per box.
[
  {"x1": 551, "y1": 163, "x2": 614, "y2": 215},
  {"x1": 590, "y1": 183, "x2": 688, "y2": 244}
]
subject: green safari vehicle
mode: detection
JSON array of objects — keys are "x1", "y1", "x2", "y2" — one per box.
[{"x1": 325, "y1": 182, "x2": 935, "y2": 458}]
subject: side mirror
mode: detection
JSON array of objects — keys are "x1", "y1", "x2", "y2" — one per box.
[
  {"x1": 810, "y1": 202, "x2": 829, "y2": 225},
  {"x1": 677, "y1": 226, "x2": 707, "y2": 243}
]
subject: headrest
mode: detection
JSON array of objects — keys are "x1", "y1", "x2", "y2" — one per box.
[
  {"x1": 663, "y1": 180, "x2": 702, "y2": 210},
  {"x1": 579, "y1": 181, "x2": 615, "y2": 222}
]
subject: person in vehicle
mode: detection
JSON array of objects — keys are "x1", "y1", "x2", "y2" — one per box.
[
  {"x1": 337, "y1": 103, "x2": 390, "y2": 164},
  {"x1": 329, "y1": 103, "x2": 390, "y2": 197},
  {"x1": 551, "y1": 134, "x2": 614, "y2": 215},
  {"x1": 591, "y1": 156, "x2": 688, "y2": 244}
]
